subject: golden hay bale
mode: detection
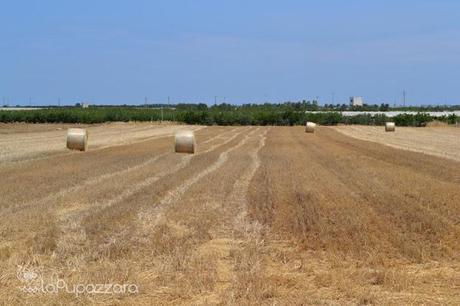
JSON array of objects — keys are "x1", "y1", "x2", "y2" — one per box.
[
  {"x1": 66, "y1": 128, "x2": 88, "y2": 151},
  {"x1": 175, "y1": 130, "x2": 195, "y2": 154},
  {"x1": 305, "y1": 122, "x2": 317, "y2": 133},
  {"x1": 385, "y1": 122, "x2": 396, "y2": 132}
]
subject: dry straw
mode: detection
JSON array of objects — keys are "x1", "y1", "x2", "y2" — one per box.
[
  {"x1": 385, "y1": 122, "x2": 396, "y2": 132},
  {"x1": 67, "y1": 128, "x2": 88, "y2": 151},
  {"x1": 305, "y1": 122, "x2": 316, "y2": 133},
  {"x1": 175, "y1": 130, "x2": 196, "y2": 154}
]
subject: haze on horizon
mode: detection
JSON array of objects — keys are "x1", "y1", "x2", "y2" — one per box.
[{"x1": 1, "y1": 0, "x2": 460, "y2": 106}]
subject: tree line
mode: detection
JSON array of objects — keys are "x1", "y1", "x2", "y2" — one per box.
[{"x1": 0, "y1": 105, "x2": 458, "y2": 126}]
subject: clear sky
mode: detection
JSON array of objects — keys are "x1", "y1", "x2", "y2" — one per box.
[{"x1": 1, "y1": 0, "x2": 460, "y2": 106}]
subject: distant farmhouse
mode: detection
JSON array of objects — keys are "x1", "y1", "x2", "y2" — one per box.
[{"x1": 350, "y1": 96, "x2": 364, "y2": 107}]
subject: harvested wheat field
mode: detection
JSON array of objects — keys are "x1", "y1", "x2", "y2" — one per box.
[
  {"x1": 333, "y1": 125, "x2": 460, "y2": 162},
  {"x1": 0, "y1": 124, "x2": 459, "y2": 305},
  {"x1": 0, "y1": 122, "x2": 203, "y2": 163}
]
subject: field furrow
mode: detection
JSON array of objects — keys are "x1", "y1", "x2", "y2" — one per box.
[{"x1": 245, "y1": 126, "x2": 460, "y2": 304}]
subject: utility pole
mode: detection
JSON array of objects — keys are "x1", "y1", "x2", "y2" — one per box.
[
  {"x1": 58, "y1": 98, "x2": 61, "y2": 107},
  {"x1": 161, "y1": 99, "x2": 164, "y2": 122},
  {"x1": 214, "y1": 96, "x2": 217, "y2": 106},
  {"x1": 29, "y1": 97, "x2": 32, "y2": 106},
  {"x1": 144, "y1": 96, "x2": 148, "y2": 107},
  {"x1": 403, "y1": 90, "x2": 406, "y2": 107},
  {"x1": 168, "y1": 96, "x2": 174, "y2": 122},
  {"x1": 332, "y1": 92, "x2": 335, "y2": 105}
]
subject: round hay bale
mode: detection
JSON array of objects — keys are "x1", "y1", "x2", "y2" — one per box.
[
  {"x1": 175, "y1": 130, "x2": 195, "y2": 154},
  {"x1": 66, "y1": 128, "x2": 88, "y2": 151},
  {"x1": 305, "y1": 122, "x2": 316, "y2": 133},
  {"x1": 385, "y1": 122, "x2": 396, "y2": 132}
]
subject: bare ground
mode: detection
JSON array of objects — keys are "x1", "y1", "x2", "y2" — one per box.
[{"x1": 0, "y1": 125, "x2": 459, "y2": 305}]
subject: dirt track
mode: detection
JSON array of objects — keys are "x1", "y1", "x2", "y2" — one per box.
[{"x1": 0, "y1": 125, "x2": 459, "y2": 305}]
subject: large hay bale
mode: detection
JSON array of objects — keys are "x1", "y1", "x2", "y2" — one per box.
[
  {"x1": 305, "y1": 122, "x2": 316, "y2": 133},
  {"x1": 175, "y1": 130, "x2": 195, "y2": 154},
  {"x1": 385, "y1": 122, "x2": 396, "y2": 132},
  {"x1": 66, "y1": 128, "x2": 88, "y2": 151}
]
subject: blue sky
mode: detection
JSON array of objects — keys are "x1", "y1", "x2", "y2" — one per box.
[{"x1": 1, "y1": 0, "x2": 460, "y2": 105}]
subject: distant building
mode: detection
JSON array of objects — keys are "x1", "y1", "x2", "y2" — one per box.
[
  {"x1": 76, "y1": 102, "x2": 89, "y2": 108},
  {"x1": 350, "y1": 96, "x2": 364, "y2": 107}
]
